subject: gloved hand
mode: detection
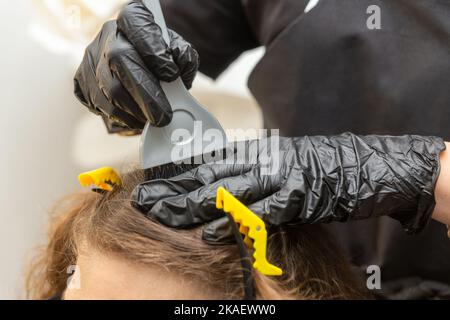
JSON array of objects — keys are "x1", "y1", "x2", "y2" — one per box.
[
  {"x1": 131, "y1": 133, "x2": 445, "y2": 243},
  {"x1": 74, "y1": 0, "x2": 199, "y2": 133}
]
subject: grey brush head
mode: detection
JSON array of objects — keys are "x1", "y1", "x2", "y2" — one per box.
[
  {"x1": 139, "y1": 78, "x2": 228, "y2": 169},
  {"x1": 140, "y1": 0, "x2": 228, "y2": 170}
]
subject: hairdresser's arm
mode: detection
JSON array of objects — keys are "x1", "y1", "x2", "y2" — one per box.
[
  {"x1": 132, "y1": 134, "x2": 449, "y2": 242},
  {"x1": 432, "y1": 142, "x2": 450, "y2": 225},
  {"x1": 162, "y1": 0, "x2": 259, "y2": 79}
]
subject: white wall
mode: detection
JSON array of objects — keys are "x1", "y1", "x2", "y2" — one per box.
[{"x1": 0, "y1": 0, "x2": 85, "y2": 299}]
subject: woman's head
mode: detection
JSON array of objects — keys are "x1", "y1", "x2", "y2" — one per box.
[{"x1": 27, "y1": 169, "x2": 368, "y2": 299}]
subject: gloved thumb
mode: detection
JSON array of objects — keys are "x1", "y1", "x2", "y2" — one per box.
[{"x1": 202, "y1": 217, "x2": 236, "y2": 244}]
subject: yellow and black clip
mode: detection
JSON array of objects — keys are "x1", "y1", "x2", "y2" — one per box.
[
  {"x1": 78, "y1": 167, "x2": 122, "y2": 192},
  {"x1": 216, "y1": 187, "x2": 283, "y2": 276}
]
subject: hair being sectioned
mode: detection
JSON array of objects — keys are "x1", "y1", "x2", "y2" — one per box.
[{"x1": 26, "y1": 169, "x2": 369, "y2": 300}]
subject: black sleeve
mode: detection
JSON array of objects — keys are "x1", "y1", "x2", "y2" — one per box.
[{"x1": 162, "y1": 0, "x2": 259, "y2": 79}]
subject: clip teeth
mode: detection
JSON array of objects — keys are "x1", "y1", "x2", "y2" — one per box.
[
  {"x1": 216, "y1": 187, "x2": 283, "y2": 276},
  {"x1": 78, "y1": 167, "x2": 122, "y2": 192},
  {"x1": 239, "y1": 225, "x2": 253, "y2": 248}
]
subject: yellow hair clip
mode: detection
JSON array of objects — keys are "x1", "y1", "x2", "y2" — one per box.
[
  {"x1": 216, "y1": 187, "x2": 283, "y2": 276},
  {"x1": 78, "y1": 167, "x2": 122, "y2": 192}
]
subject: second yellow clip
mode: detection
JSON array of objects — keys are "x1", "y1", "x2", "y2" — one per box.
[{"x1": 216, "y1": 187, "x2": 283, "y2": 276}]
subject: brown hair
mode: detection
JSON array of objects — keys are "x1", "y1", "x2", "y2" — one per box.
[{"x1": 26, "y1": 169, "x2": 369, "y2": 299}]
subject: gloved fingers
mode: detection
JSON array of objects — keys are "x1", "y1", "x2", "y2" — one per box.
[
  {"x1": 202, "y1": 217, "x2": 236, "y2": 245},
  {"x1": 136, "y1": 170, "x2": 279, "y2": 228},
  {"x1": 169, "y1": 30, "x2": 199, "y2": 89},
  {"x1": 74, "y1": 20, "x2": 148, "y2": 131},
  {"x1": 247, "y1": 189, "x2": 298, "y2": 226},
  {"x1": 73, "y1": 27, "x2": 106, "y2": 115},
  {"x1": 73, "y1": 66, "x2": 94, "y2": 111},
  {"x1": 74, "y1": 56, "x2": 144, "y2": 131},
  {"x1": 117, "y1": 0, "x2": 179, "y2": 82},
  {"x1": 96, "y1": 52, "x2": 147, "y2": 126},
  {"x1": 101, "y1": 115, "x2": 142, "y2": 135},
  {"x1": 132, "y1": 164, "x2": 255, "y2": 213},
  {"x1": 106, "y1": 32, "x2": 173, "y2": 127}
]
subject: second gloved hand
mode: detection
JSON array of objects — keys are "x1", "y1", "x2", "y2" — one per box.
[
  {"x1": 132, "y1": 133, "x2": 445, "y2": 243},
  {"x1": 74, "y1": 0, "x2": 199, "y2": 133}
]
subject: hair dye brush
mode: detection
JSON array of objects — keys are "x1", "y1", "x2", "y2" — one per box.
[{"x1": 140, "y1": 0, "x2": 228, "y2": 177}]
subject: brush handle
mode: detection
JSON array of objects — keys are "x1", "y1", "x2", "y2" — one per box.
[
  {"x1": 142, "y1": 0, "x2": 188, "y2": 112},
  {"x1": 142, "y1": 0, "x2": 170, "y2": 45},
  {"x1": 140, "y1": 0, "x2": 228, "y2": 169}
]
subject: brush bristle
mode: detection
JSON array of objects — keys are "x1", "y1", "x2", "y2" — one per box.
[
  {"x1": 143, "y1": 149, "x2": 230, "y2": 180},
  {"x1": 144, "y1": 163, "x2": 200, "y2": 180}
]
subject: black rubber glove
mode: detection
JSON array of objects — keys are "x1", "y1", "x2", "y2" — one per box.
[
  {"x1": 131, "y1": 133, "x2": 445, "y2": 243},
  {"x1": 74, "y1": 0, "x2": 199, "y2": 133}
]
